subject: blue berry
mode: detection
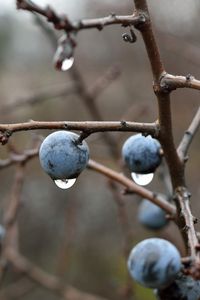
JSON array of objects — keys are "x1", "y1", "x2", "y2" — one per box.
[
  {"x1": 138, "y1": 199, "x2": 168, "y2": 230},
  {"x1": 122, "y1": 134, "x2": 162, "y2": 174},
  {"x1": 156, "y1": 273, "x2": 200, "y2": 300},
  {"x1": 127, "y1": 238, "x2": 181, "y2": 289},
  {"x1": 39, "y1": 131, "x2": 89, "y2": 180}
]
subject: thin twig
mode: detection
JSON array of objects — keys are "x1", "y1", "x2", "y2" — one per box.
[
  {"x1": 88, "y1": 159, "x2": 176, "y2": 215},
  {"x1": 0, "y1": 149, "x2": 38, "y2": 170},
  {"x1": 5, "y1": 248, "x2": 109, "y2": 300},
  {"x1": 0, "y1": 83, "x2": 76, "y2": 115},
  {"x1": 177, "y1": 106, "x2": 200, "y2": 162},
  {"x1": 35, "y1": 15, "x2": 122, "y2": 159},
  {"x1": 0, "y1": 277, "x2": 35, "y2": 300},
  {"x1": 161, "y1": 73, "x2": 200, "y2": 92},
  {"x1": 17, "y1": 0, "x2": 145, "y2": 32},
  {"x1": 0, "y1": 120, "x2": 159, "y2": 137}
]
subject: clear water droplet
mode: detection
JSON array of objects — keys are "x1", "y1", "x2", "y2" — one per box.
[
  {"x1": 61, "y1": 57, "x2": 74, "y2": 71},
  {"x1": 54, "y1": 178, "x2": 76, "y2": 189},
  {"x1": 131, "y1": 172, "x2": 154, "y2": 186}
]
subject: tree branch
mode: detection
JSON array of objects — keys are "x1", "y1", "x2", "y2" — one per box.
[
  {"x1": 0, "y1": 83, "x2": 76, "y2": 115},
  {"x1": 133, "y1": 0, "x2": 199, "y2": 264},
  {"x1": 177, "y1": 106, "x2": 200, "y2": 161},
  {"x1": 0, "y1": 148, "x2": 38, "y2": 170},
  {"x1": 161, "y1": 73, "x2": 200, "y2": 92},
  {"x1": 5, "y1": 248, "x2": 109, "y2": 300},
  {"x1": 17, "y1": 0, "x2": 145, "y2": 32},
  {"x1": 0, "y1": 120, "x2": 159, "y2": 138},
  {"x1": 88, "y1": 159, "x2": 176, "y2": 215}
]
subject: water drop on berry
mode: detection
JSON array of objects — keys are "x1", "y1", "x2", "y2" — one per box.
[
  {"x1": 131, "y1": 172, "x2": 154, "y2": 186},
  {"x1": 54, "y1": 178, "x2": 76, "y2": 189}
]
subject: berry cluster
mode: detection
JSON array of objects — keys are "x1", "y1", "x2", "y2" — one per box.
[{"x1": 39, "y1": 131, "x2": 198, "y2": 299}]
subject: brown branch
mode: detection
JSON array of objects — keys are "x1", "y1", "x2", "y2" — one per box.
[
  {"x1": 1, "y1": 65, "x2": 120, "y2": 118},
  {"x1": 0, "y1": 165, "x2": 25, "y2": 284},
  {"x1": 175, "y1": 187, "x2": 199, "y2": 259},
  {"x1": 177, "y1": 106, "x2": 200, "y2": 162},
  {"x1": 17, "y1": 0, "x2": 145, "y2": 32},
  {"x1": 1, "y1": 150, "x2": 109, "y2": 300},
  {"x1": 5, "y1": 248, "x2": 109, "y2": 300},
  {"x1": 161, "y1": 73, "x2": 200, "y2": 92},
  {"x1": 0, "y1": 148, "x2": 38, "y2": 170},
  {"x1": 133, "y1": 1, "x2": 200, "y2": 276},
  {"x1": 0, "y1": 278, "x2": 35, "y2": 300},
  {"x1": 89, "y1": 65, "x2": 121, "y2": 99},
  {"x1": 107, "y1": 181, "x2": 134, "y2": 299},
  {"x1": 34, "y1": 15, "x2": 122, "y2": 159},
  {"x1": 3, "y1": 165, "x2": 25, "y2": 248},
  {"x1": 69, "y1": 67, "x2": 122, "y2": 159},
  {"x1": 133, "y1": 0, "x2": 184, "y2": 188},
  {"x1": 133, "y1": 0, "x2": 164, "y2": 82},
  {"x1": 88, "y1": 159, "x2": 176, "y2": 215},
  {"x1": 0, "y1": 120, "x2": 158, "y2": 137},
  {"x1": 0, "y1": 83, "x2": 76, "y2": 115},
  {"x1": 1, "y1": 151, "x2": 109, "y2": 300}
]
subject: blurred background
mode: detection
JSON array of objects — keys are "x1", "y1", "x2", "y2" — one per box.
[{"x1": 0, "y1": 1, "x2": 199, "y2": 299}]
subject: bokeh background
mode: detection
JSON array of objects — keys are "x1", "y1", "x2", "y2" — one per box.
[{"x1": 0, "y1": 1, "x2": 199, "y2": 299}]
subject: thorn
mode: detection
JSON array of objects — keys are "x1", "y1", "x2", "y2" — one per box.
[{"x1": 120, "y1": 120, "x2": 127, "y2": 127}]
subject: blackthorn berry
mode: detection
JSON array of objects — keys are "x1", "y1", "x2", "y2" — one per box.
[
  {"x1": 39, "y1": 131, "x2": 89, "y2": 180},
  {"x1": 127, "y1": 238, "x2": 181, "y2": 289},
  {"x1": 156, "y1": 273, "x2": 200, "y2": 300},
  {"x1": 138, "y1": 199, "x2": 168, "y2": 230},
  {"x1": 122, "y1": 134, "x2": 162, "y2": 174}
]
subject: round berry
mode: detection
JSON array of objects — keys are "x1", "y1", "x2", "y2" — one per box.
[
  {"x1": 39, "y1": 131, "x2": 89, "y2": 180},
  {"x1": 127, "y1": 238, "x2": 181, "y2": 289},
  {"x1": 156, "y1": 273, "x2": 200, "y2": 300},
  {"x1": 138, "y1": 199, "x2": 168, "y2": 230},
  {"x1": 122, "y1": 134, "x2": 162, "y2": 174}
]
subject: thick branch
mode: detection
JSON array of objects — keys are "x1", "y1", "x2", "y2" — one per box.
[
  {"x1": 133, "y1": 0, "x2": 184, "y2": 188},
  {"x1": 133, "y1": 0, "x2": 192, "y2": 260},
  {"x1": 88, "y1": 159, "x2": 176, "y2": 215},
  {"x1": 17, "y1": 0, "x2": 145, "y2": 32},
  {"x1": 177, "y1": 106, "x2": 200, "y2": 161},
  {"x1": 133, "y1": 0, "x2": 164, "y2": 81}
]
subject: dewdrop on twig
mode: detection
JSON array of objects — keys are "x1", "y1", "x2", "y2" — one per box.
[{"x1": 54, "y1": 34, "x2": 75, "y2": 71}]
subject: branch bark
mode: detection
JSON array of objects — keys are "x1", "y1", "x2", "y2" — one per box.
[
  {"x1": 133, "y1": 0, "x2": 199, "y2": 268},
  {"x1": 177, "y1": 106, "x2": 200, "y2": 162},
  {"x1": 0, "y1": 120, "x2": 158, "y2": 137},
  {"x1": 161, "y1": 73, "x2": 200, "y2": 92},
  {"x1": 17, "y1": 0, "x2": 145, "y2": 32},
  {"x1": 88, "y1": 159, "x2": 176, "y2": 215}
]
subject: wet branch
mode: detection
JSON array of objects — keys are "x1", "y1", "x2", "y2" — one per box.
[{"x1": 17, "y1": 0, "x2": 145, "y2": 32}]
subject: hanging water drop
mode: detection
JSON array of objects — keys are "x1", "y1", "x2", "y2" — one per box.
[
  {"x1": 60, "y1": 57, "x2": 74, "y2": 71},
  {"x1": 54, "y1": 178, "x2": 76, "y2": 189},
  {"x1": 131, "y1": 172, "x2": 154, "y2": 186}
]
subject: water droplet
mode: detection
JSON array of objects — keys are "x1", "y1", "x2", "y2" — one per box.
[
  {"x1": 61, "y1": 57, "x2": 74, "y2": 71},
  {"x1": 54, "y1": 178, "x2": 76, "y2": 189},
  {"x1": 131, "y1": 172, "x2": 154, "y2": 186}
]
